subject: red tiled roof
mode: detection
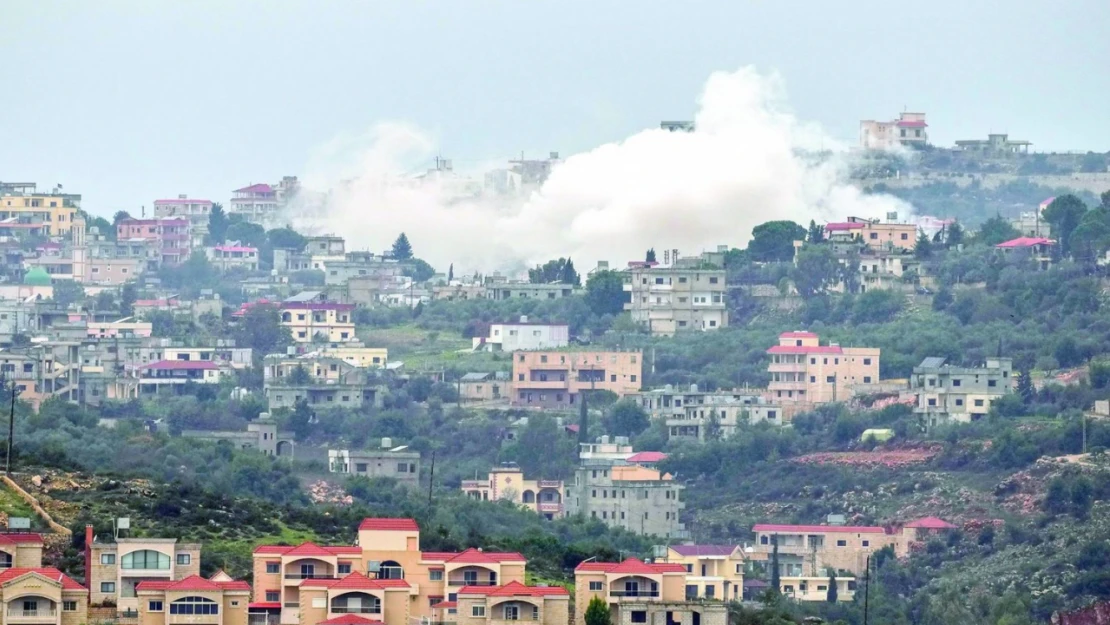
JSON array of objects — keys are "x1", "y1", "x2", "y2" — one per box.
[
  {"x1": 300, "y1": 572, "x2": 410, "y2": 590},
  {"x1": 574, "y1": 558, "x2": 685, "y2": 574},
  {"x1": 766, "y1": 345, "x2": 843, "y2": 355},
  {"x1": 626, "y1": 451, "x2": 667, "y2": 463},
  {"x1": 359, "y1": 518, "x2": 419, "y2": 531},
  {"x1": 753, "y1": 524, "x2": 888, "y2": 534},
  {"x1": 252, "y1": 542, "x2": 361, "y2": 556},
  {"x1": 136, "y1": 574, "x2": 250, "y2": 592},
  {"x1": 435, "y1": 601, "x2": 457, "y2": 609},
  {"x1": 669, "y1": 545, "x2": 739, "y2": 557},
  {"x1": 904, "y1": 516, "x2": 957, "y2": 529},
  {"x1": 248, "y1": 602, "x2": 281, "y2": 610},
  {"x1": 0, "y1": 567, "x2": 85, "y2": 591},
  {"x1": 825, "y1": 222, "x2": 866, "y2": 231},
  {"x1": 996, "y1": 236, "x2": 1054, "y2": 249},
  {"x1": 459, "y1": 581, "x2": 568, "y2": 597},
  {"x1": 235, "y1": 183, "x2": 274, "y2": 193},
  {"x1": 143, "y1": 360, "x2": 219, "y2": 371},
  {"x1": 0, "y1": 533, "x2": 44, "y2": 545},
  {"x1": 779, "y1": 331, "x2": 817, "y2": 338},
  {"x1": 284, "y1": 542, "x2": 341, "y2": 557},
  {"x1": 421, "y1": 549, "x2": 526, "y2": 563},
  {"x1": 319, "y1": 616, "x2": 384, "y2": 625},
  {"x1": 896, "y1": 120, "x2": 928, "y2": 128}
]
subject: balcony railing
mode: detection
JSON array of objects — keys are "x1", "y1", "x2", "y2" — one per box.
[
  {"x1": 448, "y1": 580, "x2": 497, "y2": 587},
  {"x1": 330, "y1": 608, "x2": 382, "y2": 614},
  {"x1": 536, "y1": 480, "x2": 563, "y2": 488},
  {"x1": 284, "y1": 574, "x2": 337, "y2": 580},
  {"x1": 610, "y1": 590, "x2": 660, "y2": 598},
  {"x1": 7, "y1": 610, "x2": 57, "y2": 618},
  {"x1": 283, "y1": 603, "x2": 299, "y2": 609}
]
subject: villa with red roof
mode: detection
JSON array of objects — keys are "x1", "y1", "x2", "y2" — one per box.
[
  {"x1": 137, "y1": 573, "x2": 251, "y2": 625},
  {"x1": 767, "y1": 331, "x2": 880, "y2": 406},
  {"x1": 0, "y1": 532, "x2": 45, "y2": 569},
  {"x1": 230, "y1": 177, "x2": 298, "y2": 225},
  {"x1": 996, "y1": 236, "x2": 1055, "y2": 270},
  {"x1": 665, "y1": 544, "x2": 745, "y2": 601},
  {"x1": 823, "y1": 216, "x2": 917, "y2": 252},
  {"x1": 251, "y1": 518, "x2": 534, "y2": 625},
  {"x1": 86, "y1": 528, "x2": 203, "y2": 616},
  {"x1": 455, "y1": 581, "x2": 569, "y2": 625},
  {"x1": 0, "y1": 567, "x2": 89, "y2": 625},
  {"x1": 573, "y1": 558, "x2": 727, "y2": 625}
]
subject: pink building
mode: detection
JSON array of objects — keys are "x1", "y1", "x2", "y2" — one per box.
[
  {"x1": 153, "y1": 194, "x2": 213, "y2": 246},
  {"x1": 117, "y1": 217, "x2": 192, "y2": 267},
  {"x1": 230, "y1": 183, "x2": 278, "y2": 223},
  {"x1": 859, "y1": 112, "x2": 928, "y2": 150},
  {"x1": 766, "y1": 331, "x2": 880, "y2": 405}
]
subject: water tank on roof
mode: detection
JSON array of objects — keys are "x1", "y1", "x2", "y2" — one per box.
[
  {"x1": 600, "y1": 435, "x2": 610, "y2": 445},
  {"x1": 381, "y1": 437, "x2": 392, "y2": 449},
  {"x1": 689, "y1": 384, "x2": 698, "y2": 393}
]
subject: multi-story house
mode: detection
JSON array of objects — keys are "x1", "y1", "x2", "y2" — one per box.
[
  {"x1": 824, "y1": 217, "x2": 916, "y2": 252},
  {"x1": 263, "y1": 353, "x2": 385, "y2": 410},
  {"x1": 0, "y1": 533, "x2": 44, "y2": 568},
  {"x1": 136, "y1": 341, "x2": 253, "y2": 371},
  {"x1": 136, "y1": 573, "x2": 251, "y2": 625},
  {"x1": 510, "y1": 351, "x2": 642, "y2": 408},
  {"x1": 911, "y1": 357, "x2": 1013, "y2": 428},
  {"x1": 137, "y1": 361, "x2": 222, "y2": 396},
  {"x1": 85, "y1": 526, "x2": 201, "y2": 617},
  {"x1": 474, "y1": 320, "x2": 569, "y2": 352},
  {"x1": 486, "y1": 282, "x2": 580, "y2": 301},
  {"x1": 636, "y1": 386, "x2": 784, "y2": 440},
  {"x1": 0, "y1": 182, "x2": 82, "y2": 236},
  {"x1": 87, "y1": 320, "x2": 153, "y2": 339},
  {"x1": 153, "y1": 195, "x2": 213, "y2": 246},
  {"x1": 116, "y1": 218, "x2": 192, "y2": 267},
  {"x1": 458, "y1": 372, "x2": 509, "y2": 402},
  {"x1": 996, "y1": 236, "x2": 1055, "y2": 271},
  {"x1": 280, "y1": 301, "x2": 356, "y2": 344},
  {"x1": 328, "y1": 443, "x2": 421, "y2": 487},
  {"x1": 665, "y1": 545, "x2": 745, "y2": 602},
  {"x1": 230, "y1": 184, "x2": 279, "y2": 223},
  {"x1": 766, "y1": 331, "x2": 880, "y2": 405},
  {"x1": 460, "y1": 465, "x2": 565, "y2": 519},
  {"x1": 859, "y1": 112, "x2": 928, "y2": 150},
  {"x1": 249, "y1": 517, "x2": 531, "y2": 625},
  {"x1": 624, "y1": 263, "x2": 727, "y2": 336},
  {"x1": 86, "y1": 258, "x2": 143, "y2": 285},
  {"x1": 207, "y1": 244, "x2": 260, "y2": 271},
  {"x1": 0, "y1": 567, "x2": 88, "y2": 625},
  {"x1": 452, "y1": 582, "x2": 569, "y2": 625},
  {"x1": 573, "y1": 559, "x2": 726, "y2": 625}
]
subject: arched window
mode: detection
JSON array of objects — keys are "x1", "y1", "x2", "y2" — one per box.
[
  {"x1": 378, "y1": 560, "x2": 404, "y2": 579},
  {"x1": 0, "y1": 551, "x2": 12, "y2": 569},
  {"x1": 281, "y1": 312, "x2": 292, "y2": 322},
  {"x1": 331, "y1": 593, "x2": 381, "y2": 614},
  {"x1": 170, "y1": 597, "x2": 219, "y2": 615},
  {"x1": 522, "y1": 490, "x2": 535, "y2": 503},
  {"x1": 121, "y1": 550, "x2": 170, "y2": 570}
]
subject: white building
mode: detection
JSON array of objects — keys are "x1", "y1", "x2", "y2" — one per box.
[{"x1": 474, "y1": 318, "x2": 570, "y2": 352}]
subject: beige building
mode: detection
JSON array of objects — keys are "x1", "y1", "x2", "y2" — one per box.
[
  {"x1": 87, "y1": 258, "x2": 142, "y2": 285},
  {"x1": 573, "y1": 559, "x2": 726, "y2": 625},
  {"x1": 460, "y1": 465, "x2": 565, "y2": 519},
  {"x1": 859, "y1": 112, "x2": 927, "y2": 150},
  {"x1": 511, "y1": 351, "x2": 642, "y2": 408},
  {"x1": 0, "y1": 566, "x2": 88, "y2": 625},
  {"x1": 453, "y1": 582, "x2": 568, "y2": 625},
  {"x1": 825, "y1": 217, "x2": 917, "y2": 252},
  {"x1": 0, "y1": 534, "x2": 44, "y2": 568},
  {"x1": 911, "y1": 357, "x2": 1014, "y2": 428},
  {"x1": 665, "y1": 545, "x2": 745, "y2": 602},
  {"x1": 86, "y1": 530, "x2": 202, "y2": 615},
  {"x1": 280, "y1": 302, "x2": 356, "y2": 343},
  {"x1": 0, "y1": 182, "x2": 82, "y2": 236},
  {"x1": 624, "y1": 264, "x2": 728, "y2": 336},
  {"x1": 767, "y1": 331, "x2": 880, "y2": 405},
  {"x1": 328, "y1": 445, "x2": 421, "y2": 487},
  {"x1": 136, "y1": 573, "x2": 250, "y2": 625}
]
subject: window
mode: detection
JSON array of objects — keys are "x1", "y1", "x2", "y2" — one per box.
[
  {"x1": 472, "y1": 606, "x2": 486, "y2": 617},
  {"x1": 836, "y1": 540, "x2": 847, "y2": 547},
  {"x1": 22, "y1": 363, "x2": 33, "y2": 373},
  {"x1": 826, "y1": 376, "x2": 835, "y2": 383},
  {"x1": 928, "y1": 398, "x2": 937, "y2": 406},
  {"x1": 265, "y1": 592, "x2": 280, "y2": 602},
  {"x1": 952, "y1": 379, "x2": 962, "y2": 387},
  {"x1": 62, "y1": 601, "x2": 78, "y2": 612},
  {"x1": 170, "y1": 597, "x2": 219, "y2": 615},
  {"x1": 678, "y1": 277, "x2": 687, "y2": 283},
  {"x1": 955, "y1": 399, "x2": 964, "y2": 406},
  {"x1": 430, "y1": 569, "x2": 443, "y2": 581},
  {"x1": 339, "y1": 563, "x2": 352, "y2": 575},
  {"x1": 631, "y1": 612, "x2": 647, "y2": 623},
  {"x1": 398, "y1": 463, "x2": 410, "y2": 473},
  {"x1": 862, "y1": 540, "x2": 870, "y2": 547},
  {"x1": 630, "y1": 375, "x2": 637, "y2": 382},
  {"x1": 705, "y1": 585, "x2": 715, "y2": 598},
  {"x1": 863, "y1": 376, "x2": 872, "y2": 383},
  {"x1": 101, "y1": 554, "x2": 116, "y2": 565},
  {"x1": 709, "y1": 277, "x2": 719, "y2": 284},
  {"x1": 863, "y1": 358, "x2": 871, "y2": 365},
  {"x1": 988, "y1": 379, "x2": 998, "y2": 387},
  {"x1": 266, "y1": 562, "x2": 280, "y2": 574},
  {"x1": 101, "y1": 582, "x2": 116, "y2": 593},
  {"x1": 148, "y1": 601, "x2": 163, "y2": 612},
  {"x1": 974, "y1": 399, "x2": 985, "y2": 407},
  {"x1": 176, "y1": 553, "x2": 191, "y2": 566},
  {"x1": 901, "y1": 232, "x2": 909, "y2": 240},
  {"x1": 504, "y1": 605, "x2": 520, "y2": 620}
]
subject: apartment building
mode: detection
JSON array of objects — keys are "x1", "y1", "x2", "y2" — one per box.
[
  {"x1": 0, "y1": 182, "x2": 81, "y2": 236},
  {"x1": 263, "y1": 353, "x2": 385, "y2": 410},
  {"x1": 207, "y1": 244, "x2": 260, "y2": 271},
  {"x1": 0, "y1": 567, "x2": 88, "y2": 625},
  {"x1": 566, "y1": 441, "x2": 684, "y2": 537},
  {"x1": 859, "y1": 112, "x2": 928, "y2": 150},
  {"x1": 280, "y1": 302, "x2": 356, "y2": 343},
  {"x1": 250, "y1": 517, "x2": 530, "y2": 625},
  {"x1": 824, "y1": 217, "x2": 916, "y2": 252},
  {"x1": 136, "y1": 573, "x2": 251, "y2": 625},
  {"x1": 573, "y1": 559, "x2": 726, "y2": 625},
  {"x1": 137, "y1": 341, "x2": 253, "y2": 371},
  {"x1": 116, "y1": 217, "x2": 192, "y2": 267},
  {"x1": 624, "y1": 264, "x2": 727, "y2": 336},
  {"x1": 458, "y1": 372, "x2": 509, "y2": 402},
  {"x1": 230, "y1": 184, "x2": 279, "y2": 223},
  {"x1": 475, "y1": 320, "x2": 569, "y2": 352},
  {"x1": 665, "y1": 545, "x2": 745, "y2": 602},
  {"x1": 86, "y1": 529, "x2": 201, "y2": 615},
  {"x1": 636, "y1": 386, "x2": 784, "y2": 440},
  {"x1": 137, "y1": 361, "x2": 221, "y2": 395},
  {"x1": 460, "y1": 465, "x2": 565, "y2": 519},
  {"x1": 0, "y1": 533, "x2": 44, "y2": 568},
  {"x1": 153, "y1": 195, "x2": 213, "y2": 245},
  {"x1": 486, "y1": 283, "x2": 580, "y2": 301},
  {"x1": 766, "y1": 332, "x2": 880, "y2": 405},
  {"x1": 87, "y1": 319, "x2": 153, "y2": 339},
  {"x1": 328, "y1": 443, "x2": 421, "y2": 487},
  {"x1": 511, "y1": 351, "x2": 642, "y2": 408},
  {"x1": 911, "y1": 357, "x2": 1013, "y2": 427},
  {"x1": 86, "y1": 258, "x2": 142, "y2": 285},
  {"x1": 183, "y1": 413, "x2": 295, "y2": 457}
]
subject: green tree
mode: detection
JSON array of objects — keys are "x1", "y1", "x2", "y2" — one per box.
[
  {"x1": 1070, "y1": 205, "x2": 1110, "y2": 263},
  {"x1": 225, "y1": 220, "x2": 267, "y2": 247},
  {"x1": 120, "y1": 282, "x2": 137, "y2": 317},
  {"x1": 447, "y1": 263, "x2": 454, "y2": 282},
  {"x1": 1042, "y1": 194, "x2": 1088, "y2": 257},
  {"x1": 501, "y1": 414, "x2": 576, "y2": 479},
  {"x1": 792, "y1": 245, "x2": 840, "y2": 298},
  {"x1": 827, "y1": 571, "x2": 838, "y2": 603},
  {"x1": 288, "y1": 365, "x2": 311, "y2": 385},
  {"x1": 585, "y1": 270, "x2": 626, "y2": 316},
  {"x1": 852, "y1": 289, "x2": 904, "y2": 324},
  {"x1": 769, "y1": 535, "x2": 781, "y2": 593},
  {"x1": 561, "y1": 258, "x2": 580, "y2": 286},
  {"x1": 1054, "y1": 336, "x2": 1082, "y2": 368},
  {"x1": 578, "y1": 391, "x2": 589, "y2": 444},
  {"x1": 704, "y1": 411, "x2": 722, "y2": 441},
  {"x1": 112, "y1": 210, "x2": 132, "y2": 226},
  {"x1": 603, "y1": 399, "x2": 650, "y2": 437},
  {"x1": 87, "y1": 215, "x2": 114, "y2": 240},
  {"x1": 974, "y1": 216, "x2": 1021, "y2": 246},
  {"x1": 1016, "y1": 369, "x2": 1035, "y2": 403},
  {"x1": 1070, "y1": 476, "x2": 1094, "y2": 519},
  {"x1": 528, "y1": 258, "x2": 579, "y2": 285},
  {"x1": 288, "y1": 399, "x2": 314, "y2": 441},
  {"x1": 392, "y1": 233, "x2": 414, "y2": 260},
  {"x1": 233, "y1": 303, "x2": 293, "y2": 365},
  {"x1": 207, "y1": 203, "x2": 230, "y2": 244},
  {"x1": 584, "y1": 597, "x2": 611, "y2": 625},
  {"x1": 749, "y1": 221, "x2": 806, "y2": 262},
  {"x1": 807, "y1": 219, "x2": 826, "y2": 243},
  {"x1": 645, "y1": 248, "x2": 657, "y2": 263},
  {"x1": 945, "y1": 222, "x2": 964, "y2": 248},
  {"x1": 403, "y1": 258, "x2": 436, "y2": 282},
  {"x1": 914, "y1": 230, "x2": 934, "y2": 259},
  {"x1": 50, "y1": 280, "x2": 85, "y2": 308}
]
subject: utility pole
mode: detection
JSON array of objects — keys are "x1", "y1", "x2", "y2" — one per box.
[
  {"x1": 6, "y1": 375, "x2": 15, "y2": 476},
  {"x1": 863, "y1": 554, "x2": 871, "y2": 625},
  {"x1": 427, "y1": 450, "x2": 436, "y2": 506}
]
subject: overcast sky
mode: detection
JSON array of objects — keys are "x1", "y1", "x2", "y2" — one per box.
[{"x1": 2, "y1": 0, "x2": 1107, "y2": 217}]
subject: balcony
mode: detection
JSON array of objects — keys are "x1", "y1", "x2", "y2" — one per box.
[
  {"x1": 284, "y1": 574, "x2": 338, "y2": 580},
  {"x1": 330, "y1": 609, "x2": 382, "y2": 615},
  {"x1": 537, "y1": 480, "x2": 562, "y2": 489},
  {"x1": 447, "y1": 580, "x2": 498, "y2": 587},
  {"x1": 537, "y1": 502, "x2": 563, "y2": 513},
  {"x1": 516, "y1": 380, "x2": 570, "y2": 390},
  {"x1": 609, "y1": 590, "x2": 660, "y2": 598},
  {"x1": 461, "y1": 480, "x2": 487, "y2": 489},
  {"x1": 6, "y1": 609, "x2": 57, "y2": 622}
]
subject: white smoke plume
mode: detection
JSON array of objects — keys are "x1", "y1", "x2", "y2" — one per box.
[{"x1": 289, "y1": 66, "x2": 911, "y2": 274}]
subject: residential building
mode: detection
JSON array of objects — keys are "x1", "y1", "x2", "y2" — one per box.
[
  {"x1": 230, "y1": 184, "x2": 279, "y2": 223},
  {"x1": 137, "y1": 361, "x2": 222, "y2": 395},
  {"x1": 573, "y1": 559, "x2": 727, "y2": 625},
  {"x1": 824, "y1": 217, "x2": 916, "y2": 252},
  {"x1": 116, "y1": 218, "x2": 192, "y2": 267},
  {"x1": 774, "y1": 575, "x2": 857, "y2": 602},
  {"x1": 263, "y1": 353, "x2": 385, "y2": 410},
  {"x1": 452, "y1": 582, "x2": 568, "y2": 625},
  {"x1": 458, "y1": 372, "x2": 509, "y2": 402},
  {"x1": 766, "y1": 332, "x2": 880, "y2": 405},
  {"x1": 182, "y1": 413, "x2": 295, "y2": 457},
  {"x1": 624, "y1": 263, "x2": 727, "y2": 336},
  {"x1": 153, "y1": 195, "x2": 213, "y2": 245},
  {"x1": 328, "y1": 443, "x2": 421, "y2": 487},
  {"x1": 955, "y1": 133, "x2": 1032, "y2": 154},
  {"x1": 0, "y1": 567, "x2": 88, "y2": 625},
  {"x1": 85, "y1": 527, "x2": 201, "y2": 615},
  {"x1": 250, "y1": 517, "x2": 528, "y2": 625},
  {"x1": 665, "y1": 545, "x2": 745, "y2": 601},
  {"x1": 87, "y1": 319, "x2": 153, "y2": 339},
  {"x1": 136, "y1": 574, "x2": 251, "y2": 625},
  {"x1": 911, "y1": 357, "x2": 1013, "y2": 427},
  {"x1": 566, "y1": 441, "x2": 684, "y2": 537},
  {"x1": 431, "y1": 283, "x2": 488, "y2": 301},
  {"x1": 0, "y1": 533, "x2": 45, "y2": 568},
  {"x1": 996, "y1": 237, "x2": 1055, "y2": 270},
  {"x1": 86, "y1": 258, "x2": 142, "y2": 285},
  {"x1": 207, "y1": 244, "x2": 260, "y2": 271},
  {"x1": 750, "y1": 516, "x2": 956, "y2": 578},
  {"x1": 636, "y1": 386, "x2": 785, "y2": 440},
  {"x1": 510, "y1": 351, "x2": 642, "y2": 408},
  {"x1": 313, "y1": 345, "x2": 388, "y2": 368},
  {"x1": 859, "y1": 112, "x2": 928, "y2": 150},
  {"x1": 486, "y1": 282, "x2": 580, "y2": 301},
  {"x1": 474, "y1": 320, "x2": 569, "y2": 352},
  {"x1": 460, "y1": 465, "x2": 565, "y2": 519},
  {"x1": 1011, "y1": 211, "x2": 1051, "y2": 238},
  {"x1": 280, "y1": 300, "x2": 356, "y2": 343},
  {"x1": 136, "y1": 341, "x2": 253, "y2": 372},
  {"x1": 0, "y1": 182, "x2": 82, "y2": 236}
]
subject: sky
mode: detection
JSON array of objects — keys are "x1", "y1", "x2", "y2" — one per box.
[{"x1": 2, "y1": 0, "x2": 1108, "y2": 223}]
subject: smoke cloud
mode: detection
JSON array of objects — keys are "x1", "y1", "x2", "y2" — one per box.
[{"x1": 289, "y1": 66, "x2": 911, "y2": 274}]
